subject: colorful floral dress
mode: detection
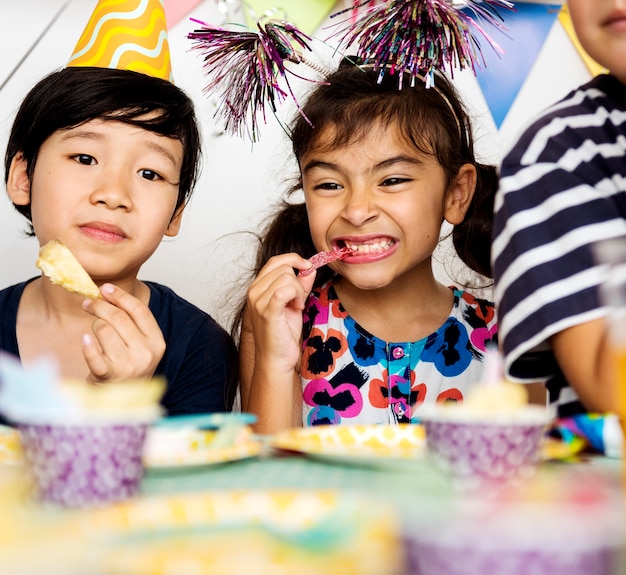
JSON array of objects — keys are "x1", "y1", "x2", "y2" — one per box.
[{"x1": 300, "y1": 281, "x2": 498, "y2": 426}]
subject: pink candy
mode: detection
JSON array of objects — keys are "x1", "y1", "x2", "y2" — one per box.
[{"x1": 298, "y1": 247, "x2": 353, "y2": 277}]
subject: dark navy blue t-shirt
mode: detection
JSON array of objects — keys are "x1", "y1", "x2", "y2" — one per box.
[{"x1": 0, "y1": 279, "x2": 237, "y2": 419}]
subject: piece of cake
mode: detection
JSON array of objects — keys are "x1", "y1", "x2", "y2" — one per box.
[{"x1": 36, "y1": 240, "x2": 101, "y2": 299}]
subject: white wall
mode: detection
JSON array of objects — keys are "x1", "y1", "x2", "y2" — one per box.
[{"x1": 0, "y1": 0, "x2": 590, "y2": 329}]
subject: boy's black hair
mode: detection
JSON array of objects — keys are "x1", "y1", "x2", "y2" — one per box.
[{"x1": 4, "y1": 66, "x2": 201, "y2": 234}]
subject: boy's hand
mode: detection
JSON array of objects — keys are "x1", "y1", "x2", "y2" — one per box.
[{"x1": 80, "y1": 283, "x2": 165, "y2": 383}]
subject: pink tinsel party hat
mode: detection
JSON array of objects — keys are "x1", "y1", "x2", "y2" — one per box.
[{"x1": 67, "y1": 0, "x2": 173, "y2": 82}]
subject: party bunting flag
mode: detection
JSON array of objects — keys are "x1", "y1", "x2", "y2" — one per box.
[
  {"x1": 244, "y1": 0, "x2": 338, "y2": 34},
  {"x1": 163, "y1": 0, "x2": 204, "y2": 27},
  {"x1": 558, "y1": 5, "x2": 607, "y2": 77},
  {"x1": 474, "y1": 2, "x2": 560, "y2": 129}
]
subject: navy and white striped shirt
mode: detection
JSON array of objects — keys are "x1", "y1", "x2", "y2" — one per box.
[{"x1": 493, "y1": 74, "x2": 626, "y2": 415}]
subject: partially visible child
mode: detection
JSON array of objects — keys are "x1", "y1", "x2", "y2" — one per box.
[
  {"x1": 492, "y1": 0, "x2": 626, "y2": 417},
  {"x1": 0, "y1": 0, "x2": 237, "y2": 417},
  {"x1": 236, "y1": 58, "x2": 499, "y2": 433}
]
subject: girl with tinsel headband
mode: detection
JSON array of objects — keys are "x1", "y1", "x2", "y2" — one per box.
[
  {"x1": 231, "y1": 68, "x2": 500, "y2": 433},
  {"x1": 188, "y1": 1, "x2": 510, "y2": 432}
]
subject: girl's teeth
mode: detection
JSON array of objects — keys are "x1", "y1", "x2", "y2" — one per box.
[{"x1": 345, "y1": 239, "x2": 393, "y2": 254}]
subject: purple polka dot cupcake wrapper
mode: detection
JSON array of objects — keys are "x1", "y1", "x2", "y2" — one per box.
[
  {"x1": 423, "y1": 420, "x2": 545, "y2": 487},
  {"x1": 19, "y1": 423, "x2": 148, "y2": 508}
]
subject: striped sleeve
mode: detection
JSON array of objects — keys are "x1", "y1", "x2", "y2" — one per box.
[{"x1": 492, "y1": 75, "x2": 626, "y2": 408}]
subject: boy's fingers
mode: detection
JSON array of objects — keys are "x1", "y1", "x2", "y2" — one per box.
[
  {"x1": 86, "y1": 283, "x2": 160, "y2": 338},
  {"x1": 81, "y1": 333, "x2": 113, "y2": 381}
]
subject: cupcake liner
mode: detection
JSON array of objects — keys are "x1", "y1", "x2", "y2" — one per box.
[{"x1": 19, "y1": 422, "x2": 149, "y2": 508}]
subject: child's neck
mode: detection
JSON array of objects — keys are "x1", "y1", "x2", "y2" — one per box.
[{"x1": 334, "y1": 274, "x2": 454, "y2": 343}]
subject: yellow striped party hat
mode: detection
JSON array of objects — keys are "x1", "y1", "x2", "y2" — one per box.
[{"x1": 68, "y1": 0, "x2": 173, "y2": 82}]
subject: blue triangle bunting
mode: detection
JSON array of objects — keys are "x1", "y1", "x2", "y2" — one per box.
[{"x1": 472, "y1": 2, "x2": 561, "y2": 129}]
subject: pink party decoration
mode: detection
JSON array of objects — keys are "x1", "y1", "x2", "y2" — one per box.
[
  {"x1": 163, "y1": 0, "x2": 204, "y2": 27},
  {"x1": 188, "y1": 18, "x2": 320, "y2": 140}
]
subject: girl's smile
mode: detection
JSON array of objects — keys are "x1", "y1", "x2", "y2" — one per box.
[{"x1": 334, "y1": 236, "x2": 398, "y2": 264}]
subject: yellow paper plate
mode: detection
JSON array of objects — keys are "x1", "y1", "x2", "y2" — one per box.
[
  {"x1": 270, "y1": 424, "x2": 426, "y2": 464},
  {"x1": 142, "y1": 426, "x2": 264, "y2": 469},
  {"x1": 0, "y1": 426, "x2": 22, "y2": 465}
]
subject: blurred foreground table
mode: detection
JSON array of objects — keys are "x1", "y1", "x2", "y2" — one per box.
[{"x1": 1, "y1": 438, "x2": 624, "y2": 575}]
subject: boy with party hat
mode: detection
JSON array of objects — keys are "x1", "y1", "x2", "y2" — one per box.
[{"x1": 0, "y1": 0, "x2": 237, "y2": 419}]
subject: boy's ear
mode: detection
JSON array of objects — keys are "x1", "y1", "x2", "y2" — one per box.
[
  {"x1": 444, "y1": 163, "x2": 476, "y2": 225},
  {"x1": 6, "y1": 153, "x2": 31, "y2": 206},
  {"x1": 164, "y1": 205, "x2": 184, "y2": 237}
]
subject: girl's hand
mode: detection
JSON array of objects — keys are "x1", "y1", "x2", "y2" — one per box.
[
  {"x1": 246, "y1": 253, "x2": 316, "y2": 373},
  {"x1": 80, "y1": 283, "x2": 165, "y2": 383}
]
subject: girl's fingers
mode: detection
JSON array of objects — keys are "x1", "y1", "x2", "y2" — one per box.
[
  {"x1": 249, "y1": 270, "x2": 309, "y2": 318},
  {"x1": 249, "y1": 256, "x2": 316, "y2": 309},
  {"x1": 249, "y1": 254, "x2": 315, "y2": 296},
  {"x1": 260, "y1": 252, "x2": 312, "y2": 274}
]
